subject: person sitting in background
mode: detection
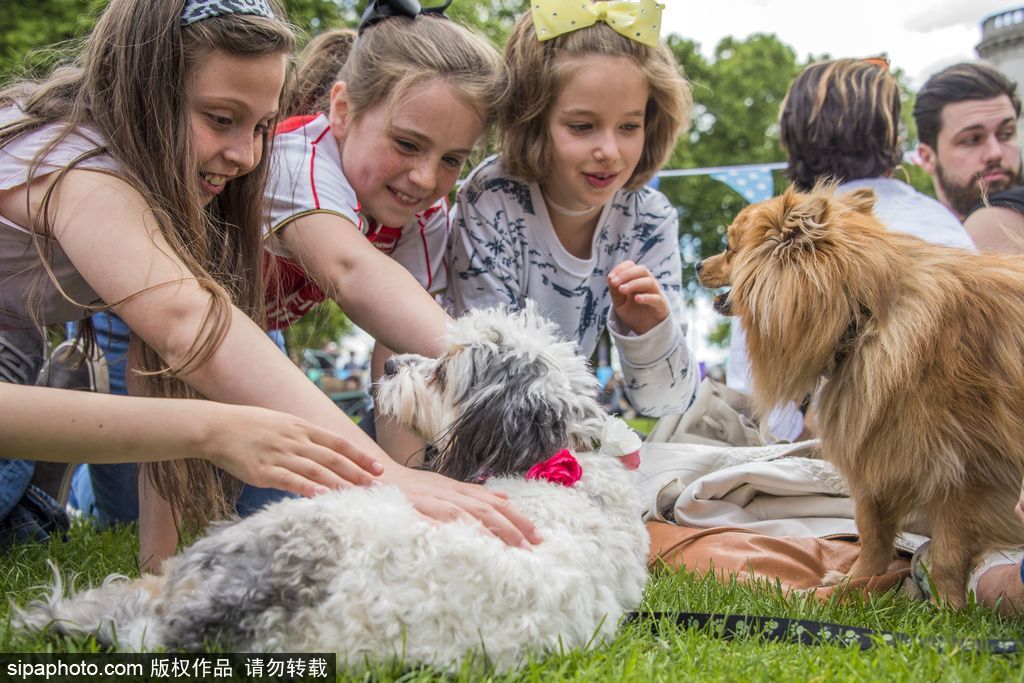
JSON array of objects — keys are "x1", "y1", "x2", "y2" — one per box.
[
  {"x1": 913, "y1": 61, "x2": 1021, "y2": 223},
  {"x1": 912, "y1": 63, "x2": 1024, "y2": 254}
]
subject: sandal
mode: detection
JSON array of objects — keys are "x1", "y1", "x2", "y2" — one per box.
[
  {"x1": 908, "y1": 540, "x2": 935, "y2": 601},
  {"x1": 909, "y1": 540, "x2": 1024, "y2": 602}
]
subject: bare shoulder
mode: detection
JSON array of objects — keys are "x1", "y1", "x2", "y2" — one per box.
[
  {"x1": 964, "y1": 206, "x2": 1024, "y2": 255},
  {"x1": 0, "y1": 168, "x2": 141, "y2": 237}
]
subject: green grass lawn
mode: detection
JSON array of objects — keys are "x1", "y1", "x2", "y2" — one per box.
[{"x1": 2, "y1": 519, "x2": 1023, "y2": 682}]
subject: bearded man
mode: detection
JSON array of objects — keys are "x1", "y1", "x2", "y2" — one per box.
[{"x1": 914, "y1": 62, "x2": 1021, "y2": 220}]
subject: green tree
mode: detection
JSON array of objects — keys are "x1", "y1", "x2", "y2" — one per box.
[
  {"x1": 286, "y1": 0, "x2": 527, "y2": 44},
  {"x1": 894, "y1": 68, "x2": 941, "y2": 198},
  {"x1": 662, "y1": 33, "x2": 805, "y2": 299},
  {"x1": 445, "y1": 0, "x2": 525, "y2": 45},
  {"x1": 287, "y1": 0, "x2": 358, "y2": 35},
  {"x1": 0, "y1": 0, "x2": 103, "y2": 82},
  {"x1": 282, "y1": 300, "x2": 353, "y2": 358}
]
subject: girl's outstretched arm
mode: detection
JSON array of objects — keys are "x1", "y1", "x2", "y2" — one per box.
[
  {"x1": 0, "y1": 383, "x2": 353, "y2": 498},
  {"x1": 273, "y1": 213, "x2": 541, "y2": 545},
  {"x1": 43, "y1": 170, "x2": 538, "y2": 548},
  {"x1": 277, "y1": 213, "x2": 450, "y2": 357},
  {"x1": 45, "y1": 171, "x2": 381, "y2": 479}
]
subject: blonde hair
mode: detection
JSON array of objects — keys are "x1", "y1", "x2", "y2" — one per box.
[
  {"x1": 339, "y1": 15, "x2": 501, "y2": 130},
  {"x1": 0, "y1": 0, "x2": 295, "y2": 529},
  {"x1": 499, "y1": 11, "x2": 691, "y2": 190},
  {"x1": 288, "y1": 28, "x2": 356, "y2": 116}
]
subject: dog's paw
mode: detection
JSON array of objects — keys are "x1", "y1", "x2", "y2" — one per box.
[{"x1": 820, "y1": 570, "x2": 850, "y2": 587}]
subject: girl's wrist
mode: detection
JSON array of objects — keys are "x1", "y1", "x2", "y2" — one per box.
[
  {"x1": 191, "y1": 403, "x2": 225, "y2": 467},
  {"x1": 610, "y1": 314, "x2": 679, "y2": 367}
]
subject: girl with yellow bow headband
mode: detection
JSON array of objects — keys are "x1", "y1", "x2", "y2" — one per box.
[{"x1": 446, "y1": 0, "x2": 700, "y2": 419}]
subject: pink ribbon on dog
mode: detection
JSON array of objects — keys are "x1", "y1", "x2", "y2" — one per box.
[{"x1": 525, "y1": 449, "x2": 583, "y2": 487}]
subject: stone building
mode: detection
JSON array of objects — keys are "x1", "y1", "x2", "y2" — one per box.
[{"x1": 978, "y1": 7, "x2": 1024, "y2": 87}]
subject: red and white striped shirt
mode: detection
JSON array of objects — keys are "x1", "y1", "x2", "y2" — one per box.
[{"x1": 263, "y1": 113, "x2": 448, "y2": 329}]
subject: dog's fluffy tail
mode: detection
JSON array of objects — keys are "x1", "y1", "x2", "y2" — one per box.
[{"x1": 12, "y1": 561, "x2": 165, "y2": 650}]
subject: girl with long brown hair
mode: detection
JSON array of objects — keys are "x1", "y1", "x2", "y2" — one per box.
[{"x1": 0, "y1": 0, "x2": 536, "y2": 568}]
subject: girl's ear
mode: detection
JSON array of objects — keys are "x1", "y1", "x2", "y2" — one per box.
[{"x1": 328, "y1": 81, "x2": 351, "y2": 135}]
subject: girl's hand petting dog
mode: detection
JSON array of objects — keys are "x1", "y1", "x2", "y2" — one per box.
[
  {"x1": 608, "y1": 260, "x2": 670, "y2": 336},
  {"x1": 201, "y1": 404, "x2": 382, "y2": 497},
  {"x1": 380, "y1": 466, "x2": 542, "y2": 548}
]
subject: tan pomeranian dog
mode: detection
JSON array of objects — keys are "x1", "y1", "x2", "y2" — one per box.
[{"x1": 697, "y1": 182, "x2": 1024, "y2": 606}]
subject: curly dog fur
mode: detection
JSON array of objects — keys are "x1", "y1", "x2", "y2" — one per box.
[{"x1": 15, "y1": 305, "x2": 649, "y2": 669}]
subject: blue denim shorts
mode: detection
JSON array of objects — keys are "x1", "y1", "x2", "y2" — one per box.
[{"x1": 0, "y1": 484, "x2": 69, "y2": 550}]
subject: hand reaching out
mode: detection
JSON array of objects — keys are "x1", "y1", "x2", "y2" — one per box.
[
  {"x1": 200, "y1": 404, "x2": 383, "y2": 497},
  {"x1": 191, "y1": 403, "x2": 540, "y2": 547},
  {"x1": 380, "y1": 465, "x2": 542, "y2": 548},
  {"x1": 0, "y1": 384, "x2": 384, "y2": 500},
  {"x1": 608, "y1": 260, "x2": 670, "y2": 335}
]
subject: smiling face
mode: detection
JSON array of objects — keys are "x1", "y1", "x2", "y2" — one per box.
[
  {"x1": 917, "y1": 94, "x2": 1022, "y2": 218},
  {"x1": 188, "y1": 49, "x2": 287, "y2": 205},
  {"x1": 540, "y1": 55, "x2": 648, "y2": 213},
  {"x1": 329, "y1": 79, "x2": 483, "y2": 227}
]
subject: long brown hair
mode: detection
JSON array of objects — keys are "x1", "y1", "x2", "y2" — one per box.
[{"x1": 0, "y1": 0, "x2": 295, "y2": 528}]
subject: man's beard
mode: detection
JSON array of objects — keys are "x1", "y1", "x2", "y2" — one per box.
[{"x1": 936, "y1": 160, "x2": 1020, "y2": 217}]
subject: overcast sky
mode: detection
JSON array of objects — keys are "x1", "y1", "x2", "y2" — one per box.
[{"x1": 661, "y1": 0, "x2": 1014, "y2": 88}]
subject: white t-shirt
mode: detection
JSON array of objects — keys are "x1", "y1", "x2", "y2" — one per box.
[
  {"x1": 836, "y1": 177, "x2": 974, "y2": 249},
  {"x1": 447, "y1": 156, "x2": 699, "y2": 417},
  {"x1": 263, "y1": 114, "x2": 449, "y2": 329},
  {"x1": 0, "y1": 106, "x2": 118, "y2": 330}
]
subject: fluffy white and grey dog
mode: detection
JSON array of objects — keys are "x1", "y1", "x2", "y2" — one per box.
[{"x1": 16, "y1": 305, "x2": 649, "y2": 671}]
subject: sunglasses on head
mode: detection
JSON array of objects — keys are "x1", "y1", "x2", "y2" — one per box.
[
  {"x1": 359, "y1": 0, "x2": 453, "y2": 34},
  {"x1": 861, "y1": 54, "x2": 891, "y2": 70}
]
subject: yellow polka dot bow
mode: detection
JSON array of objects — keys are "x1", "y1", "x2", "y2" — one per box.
[{"x1": 531, "y1": 0, "x2": 665, "y2": 48}]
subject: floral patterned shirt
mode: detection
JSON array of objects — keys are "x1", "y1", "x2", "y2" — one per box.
[{"x1": 446, "y1": 156, "x2": 698, "y2": 417}]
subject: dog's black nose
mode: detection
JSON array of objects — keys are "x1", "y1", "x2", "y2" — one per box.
[
  {"x1": 383, "y1": 358, "x2": 398, "y2": 376},
  {"x1": 695, "y1": 260, "x2": 704, "y2": 273}
]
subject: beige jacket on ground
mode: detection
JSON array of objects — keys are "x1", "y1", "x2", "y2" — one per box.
[{"x1": 636, "y1": 380, "x2": 928, "y2": 553}]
